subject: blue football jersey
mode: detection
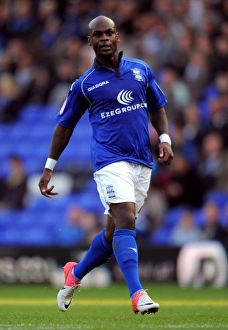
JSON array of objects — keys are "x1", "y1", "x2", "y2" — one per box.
[{"x1": 56, "y1": 52, "x2": 168, "y2": 172}]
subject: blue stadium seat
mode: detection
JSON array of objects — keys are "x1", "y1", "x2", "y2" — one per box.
[
  {"x1": 10, "y1": 123, "x2": 29, "y2": 141},
  {"x1": 204, "y1": 191, "x2": 228, "y2": 209},
  {"x1": 0, "y1": 140, "x2": 14, "y2": 159},
  {"x1": 29, "y1": 124, "x2": 55, "y2": 142},
  {"x1": 162, "y1": 206, "x2": 186, "y2": 230},
  {"x1": 148, "y1": 227, "x2": 171, "y2": 246},
  {"x1": 21, "y1": 227, "x2": 57, "y2": 246},
  {"x1": 17, "y1": 104, "x2": 45, "y2": 123},
  {"x1": 0, "y1": 228, "x2": 25, "y2": 245},
  {"x1": 193, "y1": 208, "x2": 206, "y2": 227}
]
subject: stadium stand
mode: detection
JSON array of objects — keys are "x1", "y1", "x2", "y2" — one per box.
[{"x1": 0, "y1": 0, "x2": 227, "y2": 247}]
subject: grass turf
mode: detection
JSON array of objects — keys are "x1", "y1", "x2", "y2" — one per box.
[{"x1": 0, "y1": 283, "x2": 228, "y2": 330}]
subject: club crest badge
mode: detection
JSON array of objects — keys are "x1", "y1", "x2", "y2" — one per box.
[
  {"x1": 132, "y1": 68, "x2": 143, "y2": 81},
  {"x1": 106, "y1": 185, "x2": 115, "y2": 198}
]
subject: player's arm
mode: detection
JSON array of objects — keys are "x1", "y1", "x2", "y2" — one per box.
[
  {"x1": 38, "y1": 124, "x2": 73, "y2": 198},
  {"x1": 149, "y1": 107, "x2": 174, "y2": 166}
]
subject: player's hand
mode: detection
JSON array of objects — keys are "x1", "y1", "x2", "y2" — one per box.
[
  {"x1": 38, "y1": 169, "x2": 59, "y2": 198},
  {"x1": 158, "y1": 142, "x2": 174, "y2": 166}
]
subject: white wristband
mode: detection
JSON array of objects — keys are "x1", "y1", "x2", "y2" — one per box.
[
  {"x1": 45, "y1": 158, "x2": 57, "y2": 171},
  {"x1": 159, "y1": 133, "x2": 171, "y2": 146}
]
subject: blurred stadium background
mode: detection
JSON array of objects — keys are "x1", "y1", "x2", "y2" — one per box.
[{"x1": 0, "y1": 0, "x2": 228, "y2": 287}]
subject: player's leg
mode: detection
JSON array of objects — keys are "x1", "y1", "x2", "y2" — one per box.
[
  {"x1": 111, "y1": 202, "x2": 159, "y2": 315},
  {"x1": 57, "y1": 216, "x2": 114, "y2": 312},
  {"x1": 72, "y1": 215, "x2": 114, "y2": 281},
  {"x1": 111, "y1": 201, "x2": 143, "y2": 296},
  {"x1": 104, "y1": 162, "x2": 159, "y2": 314},
  {"x1": 57, "y1": 161, "x2": 159, "y2": 314}
]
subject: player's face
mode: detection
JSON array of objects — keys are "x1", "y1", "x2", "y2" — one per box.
[{"x1": 88, "y1": 20, "x2": 120, "y2": 58}]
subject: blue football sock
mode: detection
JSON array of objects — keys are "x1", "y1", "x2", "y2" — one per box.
[
  {"x1": 73, "y1": 229, "x2": 113, "y2": 281},
  {"x1": 112, "y1": 229, "x2": 143, "y2": 297}
]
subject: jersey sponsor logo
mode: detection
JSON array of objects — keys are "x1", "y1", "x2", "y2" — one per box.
[
  {"x1": 117, "y1": 89, "x2": 134, "y2": 105},
  {"x1": 87, "y1": 80, "x2": 109, "y2": 91},
  {"x1": 131, "y1": 68, "x2": 143, "y2": 81},
  {"x1": 100, "y1": 102, "x2": 147, "y2": 119}
]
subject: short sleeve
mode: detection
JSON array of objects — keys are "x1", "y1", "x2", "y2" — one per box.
[
  {"x1": 146, "y1": 67, "x2": 168, "y2": 111},
  {"x1": 56, "y1": 80, "x2": 90, "y2": 129}
]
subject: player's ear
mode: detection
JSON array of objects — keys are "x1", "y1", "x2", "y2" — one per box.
[
  {"x1": 116, "y1": 32, "x2": 120, "y2": 43},
  {"x1": 88, "y1": 36, "x2": 92, "y2": 46}
]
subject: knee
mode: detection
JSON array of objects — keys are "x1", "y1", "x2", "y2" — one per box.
[
  {"x1": 116, "y1": 218, "x2": 135, "y2": 230},
  {"x1": 115, "y1": 210, "x2": 136, "y2": 230},
  {"x1": 110, "y1": 202, "x2": 136, "y2": 230}
]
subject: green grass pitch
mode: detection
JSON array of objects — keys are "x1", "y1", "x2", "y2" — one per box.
[{"x1": 0, "y1": 283, "x2": 228, "y2": 330}]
